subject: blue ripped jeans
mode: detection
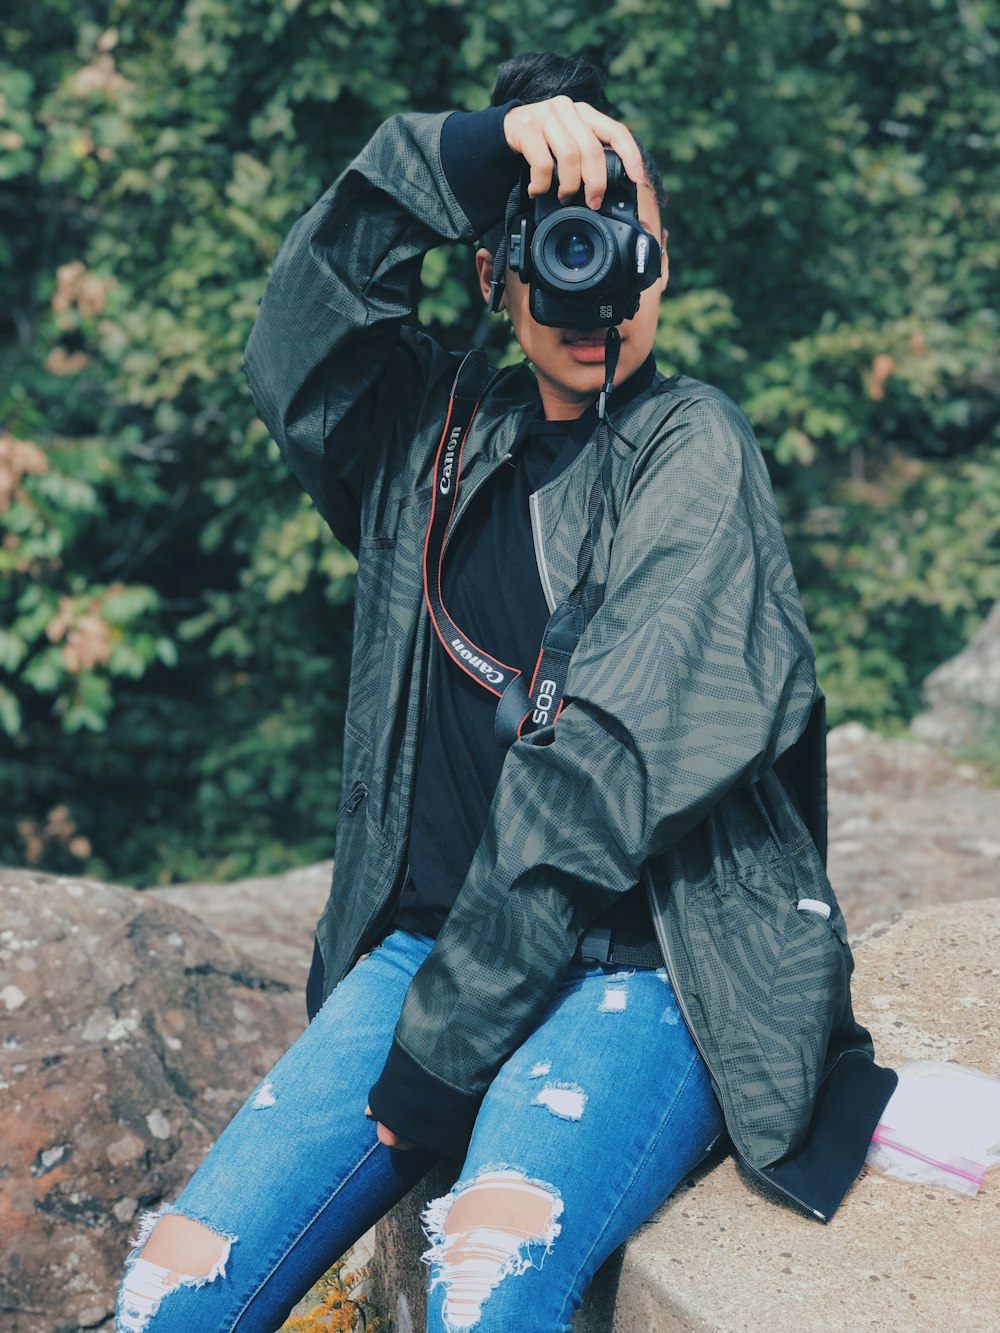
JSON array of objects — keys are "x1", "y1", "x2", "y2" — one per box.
[{"x1": 116, "y1": 928, "x2": 723, "y2": 1333}]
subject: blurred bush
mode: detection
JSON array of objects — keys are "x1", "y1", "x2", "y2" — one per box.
[{"x1": 1, "y1": 0, "x2": 997, "y2": 883}]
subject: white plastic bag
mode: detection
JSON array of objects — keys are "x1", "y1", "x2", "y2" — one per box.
[{"x1": 866, "y1": 1060, "x2": 1000, "y2": 1197}]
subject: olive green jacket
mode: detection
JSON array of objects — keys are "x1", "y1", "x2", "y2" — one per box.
[{"x1": 243, "y1": 111, "x2": 894, "y2": 1220}]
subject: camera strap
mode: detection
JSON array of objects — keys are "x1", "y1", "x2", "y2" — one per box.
[
  {"x1": 423, "y1": 351, "x2": 585, "y2": 748},
  {"x1": 488, "y1": 179, "x2": 524, "y2": 313}
]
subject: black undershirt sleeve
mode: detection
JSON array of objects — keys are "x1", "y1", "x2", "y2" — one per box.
[{"x1": 439, "y1": 102, "x2": 521, "y2": 238}]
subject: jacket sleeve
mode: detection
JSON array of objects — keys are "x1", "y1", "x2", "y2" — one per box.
[
  {"x1": 242, "y1": 110, "x2": 507, "y2": 554},
  {"x1": 367, "y1": 387, "x2": 820, "y2": 1152}
]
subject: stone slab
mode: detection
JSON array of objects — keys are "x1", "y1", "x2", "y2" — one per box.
[
  {"x1": 610, "y1": 897, "x2": 1000, "y2": 1332},
  {"x1": 826, "y1": 723, "x2": 1000, "y2": 935}
]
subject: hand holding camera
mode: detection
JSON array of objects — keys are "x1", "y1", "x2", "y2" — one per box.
[
  {"x1": 502, "y1": 98, "x2": 662, "y2": 328},
  {"x1": 502, "y1": 96, "x2": 645, "y2": 206}
]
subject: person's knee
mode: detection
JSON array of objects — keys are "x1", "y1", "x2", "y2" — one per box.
[
  {"x1": 116, "y1": 1209, "x2": 235, "y2": 1332},
  {"x1": 421, "y1": 1166, "x2": 563, "y2": 1330}
]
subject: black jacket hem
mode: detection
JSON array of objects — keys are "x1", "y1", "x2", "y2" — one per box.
[{"x1": 759, "y1": 1051, "x2": 898, "y2": 1221}]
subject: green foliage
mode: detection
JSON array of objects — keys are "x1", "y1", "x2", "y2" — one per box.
[
  {"x1": 785, "y1": 445, "x2": 1000, "y2": 728},
  {"x1": 1, "y1": 0, "x2": 997, "y2": 883}
]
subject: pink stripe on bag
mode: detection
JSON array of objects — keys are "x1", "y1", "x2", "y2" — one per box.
[{"x1": 871, "y1": 1127, "x2": 986, "y2": 1187}]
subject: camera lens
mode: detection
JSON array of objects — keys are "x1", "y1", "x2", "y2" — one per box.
[
  {"x1": 555, "y1": 232, "x2": 595, "y2": 271},
  {"x1": 534, "y1": 210, "x2": 611, "y2": 292}
]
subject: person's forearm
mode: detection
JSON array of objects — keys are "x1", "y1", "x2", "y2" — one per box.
[{"x1": 242, "y1": 111, "x2": 479, "y2": 545}]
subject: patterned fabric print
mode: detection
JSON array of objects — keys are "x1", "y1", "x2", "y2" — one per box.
[
  {"x1": 657, "y1": 829, "x2": 856, "y2": 1170},
  {"x1": 392, "y1": 383, "x2": 825, "y2": 1146},
  {"x1": 243, "y1": 109, "x2": 876, "y2": 1184}
]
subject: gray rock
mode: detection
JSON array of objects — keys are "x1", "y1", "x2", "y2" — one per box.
[
  {"x1": 826, "y1": 723, "x2": 1000, "y2": 936},
  {"x1": 0, "y1": 870, "x2": 310, "y2": 1333},
  {"x1": 912, "y1": 601, "x2": 1000, "y2": 749},
  {"x1": 149, "y1": 860, "x2": 331, "y2": 988}
]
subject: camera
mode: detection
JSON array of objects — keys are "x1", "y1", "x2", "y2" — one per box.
[{"x1": 505, "y1": 149, "x2": 661, "y2": 328}]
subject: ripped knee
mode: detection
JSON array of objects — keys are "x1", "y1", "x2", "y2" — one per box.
[
  {"x1": 420, "y1": 1166, "x2": 563, "y2": 1331},
  {"x1": 116, "y1": 1206, "x2": 236, "y2": 1333}
]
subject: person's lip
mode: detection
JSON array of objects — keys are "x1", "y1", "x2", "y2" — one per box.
[{"x1": 563, "y1": 330, "x2": 615, "y2": 363}]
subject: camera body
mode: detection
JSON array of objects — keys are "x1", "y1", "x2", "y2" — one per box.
[{"x1": 506, "y1": 149, "x2": 661, "y2": 328}]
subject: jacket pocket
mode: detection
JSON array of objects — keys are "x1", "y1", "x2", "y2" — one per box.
[
  {"x1": 336, "y1": 727, "x2": 386, "y2": 851},
  {"x1": 675, "y1": 838, "x2": 850, "y2": 1169},
  {"x1": 316, "y1": 733, "x2": 392, "y2": 988},
  {"x1": 766, "y1": 894, "x2": 849, "y2": 1051}
]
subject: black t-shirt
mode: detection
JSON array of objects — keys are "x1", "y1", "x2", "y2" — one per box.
[
  {"x1": 390, "y1": 101, "x2": 659, "y2": 954},
  {"x1": 393, "y1": 379, "x2": 659, "y2": 948}
]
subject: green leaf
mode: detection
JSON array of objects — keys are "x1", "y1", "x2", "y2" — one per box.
[
  {"x1": 101, "y1": 585, "x2": 158, "y2": 627},
  {"x1": 0, "y1": 685, "x2": 22, "y2": 737},
  {"x1": 22, "y1": 647, "x2": 65, "y2": 694},
  {"x1": 0, "y1": 630, "x2": 28, "y2": 673}
]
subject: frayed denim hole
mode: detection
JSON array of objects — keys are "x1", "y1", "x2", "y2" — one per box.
[{"x1": 419, "y1": 1166, "x2": 564, "y2": 1331}]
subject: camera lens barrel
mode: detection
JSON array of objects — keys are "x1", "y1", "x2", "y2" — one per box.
[{"x1": 532, "y1": 209, "x2": 614, "y2": 292}]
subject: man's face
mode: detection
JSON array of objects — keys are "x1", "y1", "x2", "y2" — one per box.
[{"x1": 476, "y1": 182, "x2": 668, "y2": 421}]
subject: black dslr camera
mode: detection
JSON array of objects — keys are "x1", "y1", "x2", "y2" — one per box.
[{"x1": 504, "y1": 149, "x2": 661, "y2": 328}]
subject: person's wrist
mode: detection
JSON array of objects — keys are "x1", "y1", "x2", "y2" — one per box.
[{"x1": 501, "y1": 104, "x2": 518, "y2": 151}]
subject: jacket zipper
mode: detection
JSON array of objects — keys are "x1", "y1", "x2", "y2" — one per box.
[
  {"x1": 529, "y1": 491, "x2": 558, "y2": 614},
  {"x1": 643, "y1": 867, "x2": 827, "y2": 1220},
  {"x1": 343, "y1": 781, "x2": 368, "y2": 816},
  {"x1": 445, "y1": 449, "x2": 514, "y2": 549}
]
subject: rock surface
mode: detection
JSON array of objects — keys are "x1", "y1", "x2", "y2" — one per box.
[
  {"x1": 150, "y1": 860, "x2": 331, "y2": 988},
  {"x1": 370, "y1": 899, "x2": 1000, "y2": 1333},
  {"x1": 911, "y1": 601, "x2": 1000, "y2": 750},
  {"x1": 826, "y1": 723, "x2": 1000, "y2": 935},
  {"x1": 0, "y1": 870, "x2": 311, "y2": 1333}
]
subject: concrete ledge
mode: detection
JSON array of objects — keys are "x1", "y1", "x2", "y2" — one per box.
[{"x1": 369, "y1": 900, "x2": 1000, "y2": 1331}]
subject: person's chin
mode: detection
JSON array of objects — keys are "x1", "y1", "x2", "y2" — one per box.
[{"x1": 560, "y1": 364, "x2": 606, "y2": 397}]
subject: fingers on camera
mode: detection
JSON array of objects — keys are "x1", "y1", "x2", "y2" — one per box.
[{"x1": 576, "y1": 103, "x2": 644, "y2": 187}]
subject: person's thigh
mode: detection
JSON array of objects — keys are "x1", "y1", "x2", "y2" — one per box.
[
  {"x1": 116, "y1": 929, "x2": 441, "y2": 1333},
  {"x1": 421, "y1": 962, "x2": 724, "y2": 1333}
]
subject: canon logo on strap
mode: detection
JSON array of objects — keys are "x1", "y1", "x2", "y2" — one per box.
[
  {"x1": 450, "y1": 637, "x2": 505, "y2": 687},
  {"x1": 439, "y1": 426, "x2": 463, "y2": 495}
]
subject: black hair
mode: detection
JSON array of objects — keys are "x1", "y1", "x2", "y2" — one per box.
[
  {"x1": 482, "y1": 51, "x2": 667, "y2": 245},
  {"x1": 491, "y1": 52, "x2": 612, "y2": 114}
]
